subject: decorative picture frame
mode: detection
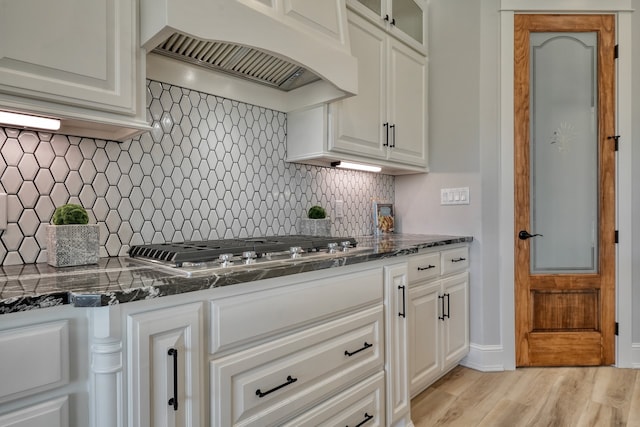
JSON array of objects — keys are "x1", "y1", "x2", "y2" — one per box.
[{"x1": 373, "y1": 202, "x2": 394, "y2": 234}]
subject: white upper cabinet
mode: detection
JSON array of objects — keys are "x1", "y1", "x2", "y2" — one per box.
[
  {"x1": 0, "y1": 0, "x2": 149, "y2": 140},
  {"x1": 287, "y1": 10, "x2": 427, "y2": 174},
  {"x1": 348, "y1": 0, "x2": 427, "y2": 53}
]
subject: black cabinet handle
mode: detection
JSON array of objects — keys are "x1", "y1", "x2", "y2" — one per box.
[
  {"x1": 451, "y1": 257, "x2": 466, "y2": 263},
  {"x1": 383, "y1": 14, "x2": 396, "y2": 25},
  {"x1": 383, "y1": 123, "x2": 389, "y2": 147},
  {"x1": 417, "y1": 265, "x2": 436, "y2": 271},
  {"x1": 255, "y1": 375, "x2": 297, "y2": 398},
  {"x1": 398, "y1": 285, "x2": 406, "y2": 318},
  {"x1": 167, "y1": 348, "x2": 178, "y2": 411},
  {"x1": 445, "y1": 293, "x2": 450, "y2": 319},
  {"x1": 347, "y1": 412, "x2": 374, "y2": 427},
  {"x1": 438, "y1": 295, "x2": 445, "y2": 321},
  {"x1": 390, "y1": 124, "x2": 396, "y2": 147},
  {"x1": 344, "y1": 342, "x2": 373, "y2": 357}
]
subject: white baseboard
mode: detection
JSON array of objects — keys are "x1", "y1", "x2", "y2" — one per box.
[
  {"x1": 460, "y1": 343, "x2": 507, "y2": 372},
  {"x1": 632, "y1": 343, "x2": 640, "y2": 368}
]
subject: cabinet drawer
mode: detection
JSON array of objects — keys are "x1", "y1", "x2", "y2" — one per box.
[
  {"x1": 441, "y1": 246, "x2": 469, "y2": 276},
  {"x1": 210, "y1": 268, "x2": 383, "y2": 354},
  {"x1": 0, "y1": 321, "x2": 69, "y2": 403},
  {"x1": 281, "y1": 371, "x2": 385, "y2": 427},
  {"x1": 210, "y1": 306, "x2": 384, "y2": 427},
  {"x1": 407, "y1": 252, "x2": 441, "y2": 283}
]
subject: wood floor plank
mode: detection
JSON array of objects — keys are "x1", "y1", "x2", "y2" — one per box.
[{"x1": 411, "y1": 366, "x2": 640, "y2": 427}]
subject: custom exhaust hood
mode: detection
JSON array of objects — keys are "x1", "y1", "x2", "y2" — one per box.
[{"x1": 140, "y1": 0, "x2": 358, "y2": 112}]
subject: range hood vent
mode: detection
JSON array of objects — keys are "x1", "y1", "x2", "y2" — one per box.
[{"x1": 152, "y1": 32, "x2": 320, "y2": 91}]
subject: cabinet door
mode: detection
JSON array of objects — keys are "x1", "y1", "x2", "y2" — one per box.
[
  {"x1": 387, "y1": 37, "x2": 427, "y2": 167},
  {"x1": 128, "y1": 302, "x2": 204, "y2": 427},
  {"x1": 383, "y1": 263, "x2": 410, "y2": 427},
  {"x1": 330, "y1": 12, "x2": 387, "y2": 159},
  {"x1": 389, "y1": 0, "x2": 427, "y2": 52},
  {"x1": 0, "y1": 0, "x2": 138, "y2": 114},
  {"x1": 408, "y1": 281, "x2": 441, "y2": 397},
  {"x1": 441, "y1": 272, "x2": 469, "y2": 370}
]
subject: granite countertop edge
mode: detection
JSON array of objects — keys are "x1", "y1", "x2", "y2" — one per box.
[{"x1": 0, "y1": 234, "x2": 472, "y2": 315}]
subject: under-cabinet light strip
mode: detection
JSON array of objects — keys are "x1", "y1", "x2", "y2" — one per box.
[
  {"x1": 0, "y1": 111, "x2": 61, "y2": 131},
  {"x1": 331, "y1": 161, "x2": 382, "y2": 173}
]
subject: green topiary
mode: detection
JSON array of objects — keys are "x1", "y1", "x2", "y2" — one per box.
[
  {"x1": 307, "y1": 205, "x2": 327, "y2": 219},
  {"x1": 52, "y1": 204, "x2": 89, "y2": 225}
]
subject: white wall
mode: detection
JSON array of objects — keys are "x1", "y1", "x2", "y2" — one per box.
[{"x1": 396, "y1": 0, "x2": 640, "y2": 369}]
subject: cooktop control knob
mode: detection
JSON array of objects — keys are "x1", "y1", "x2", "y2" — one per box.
[
  {"x1": 340, "y1": 241, "x2": 352, "y2": 252},
  {"x1": 289, "y1": 246, "x2": 303, "y2": 259},
  {"x1": 242, "y1": 251, "x2": 257, "y2": 265},
  {"x1": 218, "y1": 253, "x2": 234, "y2": 267},
  {"x1": 327, "y1": 242, "x2": 338, "y2": 254}
]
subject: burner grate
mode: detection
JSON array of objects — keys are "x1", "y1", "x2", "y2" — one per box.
[{"x1": 128, "y1": 235, "x2": 357, "y2": 265}]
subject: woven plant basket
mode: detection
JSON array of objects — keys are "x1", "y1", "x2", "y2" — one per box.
[{"x1": 47, "y1": 224, "x2": 99, "y2": 267}]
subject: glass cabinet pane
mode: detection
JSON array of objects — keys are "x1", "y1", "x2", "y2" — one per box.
[
  {"x1": 356, "y1": 0, "x2": 381, "y2": 16},
  {"x1": 529, "y1": 32, "x2": 598, "y2": 274},
  {"x1": 392, "y1": 0, "x2": 423, "y2": 44}
]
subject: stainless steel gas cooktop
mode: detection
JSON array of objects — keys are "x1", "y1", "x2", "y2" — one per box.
[{"x1": 128, "y1": 235, "x2": 359, "y2": 270}]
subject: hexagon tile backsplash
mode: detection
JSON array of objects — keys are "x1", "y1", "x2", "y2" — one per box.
[{"x1": 0, "y1": 80, "x2": 394, "y2": 265}]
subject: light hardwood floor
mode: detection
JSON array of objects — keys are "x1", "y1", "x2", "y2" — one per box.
[{"x1": 411, "y1": 366, "x2": 640, "y2": 426}]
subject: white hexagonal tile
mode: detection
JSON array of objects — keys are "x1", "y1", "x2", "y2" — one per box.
[
  {"x1": 92, "y1": 197, "x2": 109, "y2": 221},
  {"x1": 1, "y1": 166, "x2": 22, "y2": 194},
  {"x1": 79, "y1": 184, "x2": 97, "y2": 207},
  {"x1": 16, "y1": 132, "x2": 36, "y2": 155},
  {"x1": 34, "y1": 142, "x2": 56, "y2": 168},
  {"x1": 106, "y1": 210, "x2": 122, "y2": 233},
  {"x1": 18, "y1": 209, "x2": 39, "y2": 236},
  {"x1": 79, "y1": 159, "x2": 97, "y2": 183},
  {"x1": 35, "y1": 196, "x2": 55, "y2": 222},
  {"x1": 118, "y1": 222, "x2": 134, "y2": 245},
  {"x1": 105, "y1": 162, "x2": 120, "y2": 185},
  {"x1": 2, "y1": 223, "x2": 23, "y2": 251},
  {"x1": 129, "y1": 210, "x2": 144, "y2": 231},
  {"x1": 50, "y1": 157, "x2": 70, "y2": 182},
  {"x1": 105, "y1": 233, "x2": 121, "y2": 256},
  {"x1": 1, "y1": 139, "x2": 22, "y2": 166},
  {"x1": 17, "y1": 181, "x2": 39, "y2": 208},
  {"x1": 50, "y1": 183, "x2": 70, "y2": 207},
  {"x1": 19, "y1": 237, "x2": 39, "y2": 263},
  {"x1": 65, "y1": 170, "x2": 83, "y2": 196}
]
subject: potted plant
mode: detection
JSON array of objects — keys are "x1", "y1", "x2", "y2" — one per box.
[
  {"x1": 298, "y1": 205, "x2": 331, "y2": 236},
  {"x1": 47, "y1": 203, "x2": 99, "y2": 267}
]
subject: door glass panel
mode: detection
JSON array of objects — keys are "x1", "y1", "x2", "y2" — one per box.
[
  {"x1": 530, "y1": 32, "x2": 598, "y2": 274},
  {"x1": 356, "y1": 0, "x2": 381, "y2": 16},
  {"x1": 392, "y1": 0, "x2": 423, "y2": 44}
]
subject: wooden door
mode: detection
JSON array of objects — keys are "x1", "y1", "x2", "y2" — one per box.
[{"x1": 514, "y1": 15, "x2": 616, "y2": 366}]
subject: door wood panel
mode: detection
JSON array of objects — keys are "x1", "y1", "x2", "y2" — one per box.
[{"x1": 514, "y1": 14, "x2": 616, "y2": 367}]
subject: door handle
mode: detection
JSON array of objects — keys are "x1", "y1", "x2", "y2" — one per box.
[
  {"x1": 383, "y1": 123, "x2": 389, "y2": 147},
  {"x1": 519, "y1": 230, "x2": 543, "y2": 240}
]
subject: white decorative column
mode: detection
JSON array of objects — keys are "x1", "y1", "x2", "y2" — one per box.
[{"x1": 90, "y1": 306, "x2": 124, "y2": 427}]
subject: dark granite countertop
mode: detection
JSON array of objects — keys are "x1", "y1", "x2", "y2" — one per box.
[{"x1": 0, "y1": 234, "x2": 472, "y2": 315}]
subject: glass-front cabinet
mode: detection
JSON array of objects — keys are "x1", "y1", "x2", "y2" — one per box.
[{"x1": 348, "y1": 0, "x2": 426, "y2": 52}]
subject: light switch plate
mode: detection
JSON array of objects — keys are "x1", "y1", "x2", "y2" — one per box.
[
  {"x1": 0, "y1": 193, "x2": 6, "y2": 230},
  {"x1": 440, "y1": 187, "x2": 470, "y2": 205}
]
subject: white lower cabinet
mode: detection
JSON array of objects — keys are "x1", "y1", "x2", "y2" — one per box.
[
  {"x1": 408, "y1": 247, "x2": 470, "y2": 397},
  {"x1": 127, "y1": 302, "x2": 204, "y2": 427}
]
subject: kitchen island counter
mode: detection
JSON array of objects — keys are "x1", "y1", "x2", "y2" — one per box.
[{"x1": 0, "y1": 234, "x2": 472, "y2": 314}]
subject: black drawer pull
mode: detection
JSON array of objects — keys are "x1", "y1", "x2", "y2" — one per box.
[
  {"x1": 255, "y1": 375, "x2": 297, "y2": 398},
  {"x1": 438, "y1": 295, "x2": 445, "y2": 321},
  {"x1": 451, "y1": 257, "x2": 467, "y2": 263},
  {"x1": 167, "y1": 348, "x2": 178, "y2": 411},
  {"x1": 398, "y1": 285, "x2": 406, "y2": 318},
  {"x1": 344, "y1": 342, "x2": 373, "y2": 357},
  {"x1": 417, "y1": 265, "x2": 436, "y2": 271},
  {"x1": 348, "y1": 412, "x2": 374, "y2": 427},
  {"x1": 445, "y1": 293, "x2": 450, "y2": 319}
]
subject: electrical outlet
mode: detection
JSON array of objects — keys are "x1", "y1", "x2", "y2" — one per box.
[
  {"x1": 335, "y1": 200, "x2": 344, "y2": 218},
  {"x1": 0, "y1": 193, "x2": 6, "y2": 230}
]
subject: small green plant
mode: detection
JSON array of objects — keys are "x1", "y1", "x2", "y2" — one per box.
[
  {"x1": 52, "y1": 204, "x2": 89, "y2": 225},
  {"x1": 307, "y1": 205, "x2": 327, "y2": 219}
]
